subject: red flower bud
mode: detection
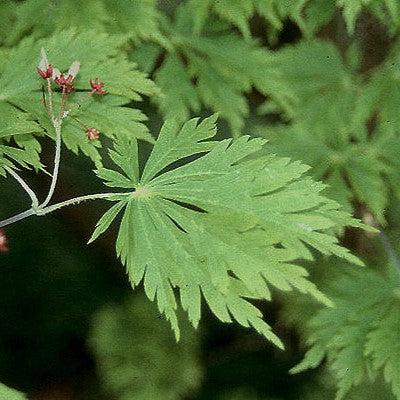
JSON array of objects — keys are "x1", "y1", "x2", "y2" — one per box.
[
  {"x1": 37, "y1": 64, "x2": 53, "y2": 79},
  {"x1": 90, "y1": 78, "x2": 107, "y2": 95},
  {"x1": 54, "y1": 74, "x2": 75, "y2": 93},
  {"x1": 52, "y1": 61, "x2": 80, "y2": 93},
  {"x1": 0, "y1": 229, "x2": 8, "y2": 253},
  {"x1": 86, "y1": 127, "x2": 100, "y2": 141},
  {"x1": 37, "y1": 48, "x2": 53, "y2": 79}
]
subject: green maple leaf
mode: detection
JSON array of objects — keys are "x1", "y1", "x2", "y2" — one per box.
[
  {"x1": 186, "y1": 0, "x2": 334, "y2": 39},
  {"x1": 89, "y1": 114, "x2": 366, "y2": 345},
  {"x1": 3, "y1": 0, "x2": 108, "y2": 45},
  {"x1": 148, "y1": 2, "x2": 292, "y2": 135},
  {"x1": 259, "y1": 40, "x2": 359, "y2": 132},
  {"x1": 0, "y1": 102, "x2": 44, "y2": 175},
  {"x1": 261, "y1": 121, "x2": 390, "y2": 224},
  {"x1": 104, "y1": 0, "x2": 166, "y2": 44}
]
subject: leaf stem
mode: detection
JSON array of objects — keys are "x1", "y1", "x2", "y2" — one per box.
[
  {"x1": 37, "y1": 192, "x2": 129, "y2": 215},
  {"x1": 0, "y1": 192, "x2": 130, "y2": 228},
  {"x1": 5, "y1": 166, "x2": 39, "y2": 208}
]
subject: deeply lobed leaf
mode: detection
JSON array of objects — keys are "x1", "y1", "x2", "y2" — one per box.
[{"x1": 91, "y1": 115, "x2": 366, "y2": 345}]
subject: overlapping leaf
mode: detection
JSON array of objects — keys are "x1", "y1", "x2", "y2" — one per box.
[
  {"x1": 258, "y1": 40, "x2": 395, "y2": 223},
  {"x1": 354, "y1": 42, "x2": 400, "y2": 129},
  {"x1": 4, "y1": 0, "x2": 164, "y2": 45},
  {"x1": 259, "y1": 40, "x2": 360, "y2": 132},
  {"x1": 291, "y1": 264, "x2": 400, "y2": 400},
  {"x1": 186, "y1": 0, "x2": 335, "y2": 39},
  {"x1": 90, "y1": 115, "x2": 366, "y2": 345},
  {"x1": 186, "y1": 0, "x2": 399, "y2": 38},
  {"x1": 147, "y1": 3, "x2": 287, "y2": 135},
  {"x1": 3, "y1": 0, "x2": 108, "y2": 45},
  {"x1": 261, "y1": 121, "x2": 392, "y2": 223},
  {"x1": 337, "y1": 0, "x2": 400, "y2": 34}
]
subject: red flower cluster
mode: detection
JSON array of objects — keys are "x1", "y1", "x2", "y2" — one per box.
[
  {"x1": 90, "y1": 78, "x2": 108, "y2": 95},
  {"x1": 0, "y1": 229, "x2": 8, "y2": 253},
  {"x1": 36, "y1": 49, "x2": 107, "y2": 142}
]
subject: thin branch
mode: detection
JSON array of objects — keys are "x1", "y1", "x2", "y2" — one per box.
[
  {"x1": 41, "y1": 119, "x2": 62, "y2": 208},
  {"x1": 5, "y1": 166, "x2": 39, "y2": 208}
]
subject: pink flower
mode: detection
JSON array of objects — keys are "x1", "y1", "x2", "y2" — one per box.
[
  {"x1": 90, "y1": 78, "x2": 108, "y2": 95},
  {"x1": 86, "y1": 127, "x2": 100, "y2": 141},
  {"x1": 0, "y1": 229, "x2": 8, "y2": 253}
]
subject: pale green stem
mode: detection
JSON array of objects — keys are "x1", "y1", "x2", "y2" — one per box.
[
  {"x1": 0, "y1": 209, "x2": 36, "y2": 228},
  {"x1": 36, "y1": 192, "x2": 129, "y2": 215},
  {"x1": 0, "y1": 192, "x2": 130, "y2": 228}
]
